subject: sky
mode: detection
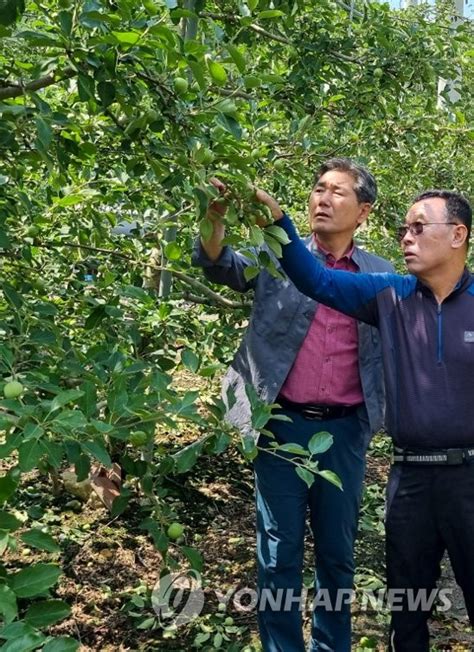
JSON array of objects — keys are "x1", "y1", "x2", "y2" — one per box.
[{"x1": 388, "y1": 0, "x2": 474, "y2": 18}]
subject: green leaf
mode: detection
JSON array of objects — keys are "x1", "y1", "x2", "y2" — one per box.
[
  {"x1": 0, "y1": 632, "x2": 45, "y2": 652},
  {"x1": 77, "y1": 381, "x2": 98, "y2": 418},
  {"x1": 50, "y1": 390, "x2": 84, "y2": 413},
  {"x1": 8, "y1": 563, "x2": 62, "y2": 598},
  {"x1": 308, "y1": 431, "x2": 333, "y2": 456},
  {"x1": 35, "y1": 116, "x2": 53, "y2": 150},
  {"x1": 277, "y1": 443, "x2": 309, "y2": 456},
  {"x1": 181, "y1": 546, "x2": 203, "y2": 572},
  {"x1": 215, "y1": 113, "x2": 242, "y2": 140},
  {"x1": 139, "y1": 518, "x2": 168, "y2": 552},
  {"x1": 226, "y1": 44, "x2": 246, "y2": 73},
  {"x1": 244, "y1": 74, "x2": 261, "y2": 89},
  {"x1": 74, "y1": 454, "x2": 90, "y2": 482},
  {"x1": 81, "y1": 440, "x2": 111, "y2": 467},
  {"x1": 199, "y1": 217, "x2": 213, "y2": 241},
  {"x1": 0, "y1": 471, "x2": 18, "y2": 503},
  {"x1": 84, "y1": 305, "x2": 107, "y2": 330},
  {"x1": 0, "y1": 622, "x2": 36, "y2": 640},
  {"x1": 249, "y1": 225, "x2": 264, "y2": 246},
  {"x1": 264, "y1": 224, "x2": 291, "y2": 245},
  {"x1": 257, "y1": 9, "x2": 285, "y2": 18},
  {"x1": 181, "y1": 349, "x2": 199, "y2": 373},
  {"x1": 0, "y1": 431, "x2": 22, "y2": 460},
  {"x1": 243, "y1": 266, "x2": 259, "y2": 282},
  {"x1": 0, "y1": 585, "x2": 17, "y2": 624},
  {"x1": 54, "y1": 194, "x2": 85, "y2": 207},
  {"x1": 295, "y1": 466, "x2": 315, "y2": 488},
  {"x1": 207, "y1": 60, "x2": 227, "y2": 85},
  {"x1": 251, "y1": 404, "x2": 272, "y2": 430},
  {"x1": 318, "y1": 469, "x2": 343, "y2": 490},
  {"x1": 20, "y1": 529, "x2": 60, "y2": 553},
  {"x1": 77, "y1": 73, "x2": 95, "y2": 102},
  {"x1": 58, "y1": 10, "x2": 72, "y2": 36},
  {"x1": 242, "y1": 434, "x2": 258, "y2": 461},
  {"x1": 53, "y1": 409, "x2": 88, "y2": 430},
  {"x1": 25, "y1": 600, "x2": 71, "y2": 627},
  {"x1": 188, "y1": 61, "x2": 207, "y2": 90},
  {"x1": 264, "y1": 235, "x2": 282, "y2": 258},
  {"x1": 110, "y1": 488, "x2": 132, "y2": 518},
  {"x1": 0, "y1": 530, "x2": 10, "y2": 555},
  {"x1": 18, "y1": 440, "x2": 43, "y2": 472},
  {"x1": 2, "y1": 283, "x2": 23, "y2": 310},
  {"x1": 173, "y1": 440, "x2": 202, "y2": 473},
  {"x1": 0, "y1": 227, "x2": 12, "y2": 249},
  {"x1": 106, "y1": 381, "x2": 128, "y2": 416},
  {"x1": 97, "y1": 81, "x2": 116, "y2": 107},
  {"x1": 17, "y1": 29, "x2": 61, "y2": 46},
  {"x1": 112, "y1": 30, "x2": 141, "y2": 45},
  {"x1": 0, "y1": 0, "x2": 25, "y2": 26},
  {"x1": 23, "y1": 422, "x2": 44, "y2": 441},
  {"x1": 42, "y1": 637, "x2": 79, "y2": 652},
  {"x1": 91, "y1": 419, "x2": 114, "y2": 434}
]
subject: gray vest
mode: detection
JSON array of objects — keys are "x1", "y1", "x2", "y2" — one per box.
[{"x1": 192, "y1": 237, "x2": 394, "y2": 441}]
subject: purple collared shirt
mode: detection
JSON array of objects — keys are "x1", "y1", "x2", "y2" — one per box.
[{"x1": 279, "y1": 237, "x2": 364, "y2": 405}]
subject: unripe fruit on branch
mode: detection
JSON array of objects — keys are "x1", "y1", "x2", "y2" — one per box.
[
  {"x1": 174, "y1": 77, "x2": 189, "y2": 95},
  {"x1": 167, "y1": 522, "x2": 185, "y2": 540},
  {"x1": 3, "y1": 381, "x2": 24, "y2": 399}
]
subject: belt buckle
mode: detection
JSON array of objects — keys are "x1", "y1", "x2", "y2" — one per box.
[
  {"x1": 446, "y1": 448, "x2": 464, "y2": 465},
  {"x1": 301, "y1": 405, "x2": 325, "y2": 420}
]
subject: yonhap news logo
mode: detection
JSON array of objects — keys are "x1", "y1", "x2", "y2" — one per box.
[
  {"x1": 152, "y1": 572, "x2": 454, "y2": 630},
  {"x1": 152, "y1": 570, "x2": 205, "y2": 629}
]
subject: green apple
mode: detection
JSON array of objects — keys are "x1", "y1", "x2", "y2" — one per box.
[
  {"x1": 167, "y1": 522, "x2": 185, "y2": 540},
  {"x1": 201, "y1": 148, "x2": 215, "y2": 165},
  {"x1": 129, "y1": 431, "x2": 148, "y2": 447},
  {"x1": 173, "y1": 77, "x2": 189, "y2": 95},
  {"x1": 359, "y1": 636, "x2": 376, "y2": 648},
  {"x1": 3, "y1": 381, "x2": 24, "y2": 399}
]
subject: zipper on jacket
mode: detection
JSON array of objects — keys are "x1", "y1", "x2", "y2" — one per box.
[{"x1": 437, "y1": 304, "x2": 443, "y2": 364}]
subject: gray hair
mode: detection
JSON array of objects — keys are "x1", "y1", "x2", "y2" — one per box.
[{"x1": 315, "y1": 157, "x2": 377, "y2": 205}]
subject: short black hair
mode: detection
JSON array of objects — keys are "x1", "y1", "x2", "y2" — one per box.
[
  {"x1": 315, "y1": 157, "x2": 377, "y2": 205},
  {"x1": 413, "y1": 189, "x2": 472, "y2": 241}
]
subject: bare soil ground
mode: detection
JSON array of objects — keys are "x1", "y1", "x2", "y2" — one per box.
[{"x1": 4, "y1": 438, "x2": 474, "y2": 651}]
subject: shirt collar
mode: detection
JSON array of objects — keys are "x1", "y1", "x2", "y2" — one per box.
[{"x1": 312, "y1": 234, "x2": 356, "y2": 262}]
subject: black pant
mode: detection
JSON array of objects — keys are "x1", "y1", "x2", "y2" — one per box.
[{"x1": 386, "y1": 463, "x2": 474, "y2": 652}]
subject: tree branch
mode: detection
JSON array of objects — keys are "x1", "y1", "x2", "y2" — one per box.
[
  {"x1": 182, "y1": 290, "x2": 248, "y2": 309},
  {"x1": 200, "y1": 12, "x2": 361, "y2": 63},
  {"x1": 0, "y1": 67, "x2": 76, "y2": 101},
  {"x1": 27, "y1": 240, "x2": 247, "y2": 309}
]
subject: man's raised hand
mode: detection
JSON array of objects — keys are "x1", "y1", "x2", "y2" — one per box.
[
  {"x1": 253, "y1": 188, "x2": 284, "y2": 221},
  {"x1": 207, "y1": 177, "x2": 228, "y2": 220}
]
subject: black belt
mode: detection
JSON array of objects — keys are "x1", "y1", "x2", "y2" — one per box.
[
  {"x1": 276, "y1": 396, "x2": 362, "y2": 421},
  {"x1": 393, "y1": 446, "x2": 474, "y2": 466}
]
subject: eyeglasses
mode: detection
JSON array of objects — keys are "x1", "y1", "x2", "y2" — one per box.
[{"x1": 396, "y1": 221, "x2": 459, "y2": 242}]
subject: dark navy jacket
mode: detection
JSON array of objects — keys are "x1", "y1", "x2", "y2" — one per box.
[
  {"x1": 192, "y1": 234, "x2": 393, "y2": 441},
  {"x1": 277, "y1": 215, "x2": 474, "y2": 450}
]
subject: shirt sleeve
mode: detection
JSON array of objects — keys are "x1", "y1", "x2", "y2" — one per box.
[
  {"x1": 191, "y1": 238, "x2": 258, "y2": 293},
  {"x1": 276, "y1": 214, "x2": 402, "y2": 327}
]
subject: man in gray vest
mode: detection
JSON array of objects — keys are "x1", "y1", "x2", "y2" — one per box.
[{"x1": 192, "y1": 158, "x2": 393, "y2": 652}]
